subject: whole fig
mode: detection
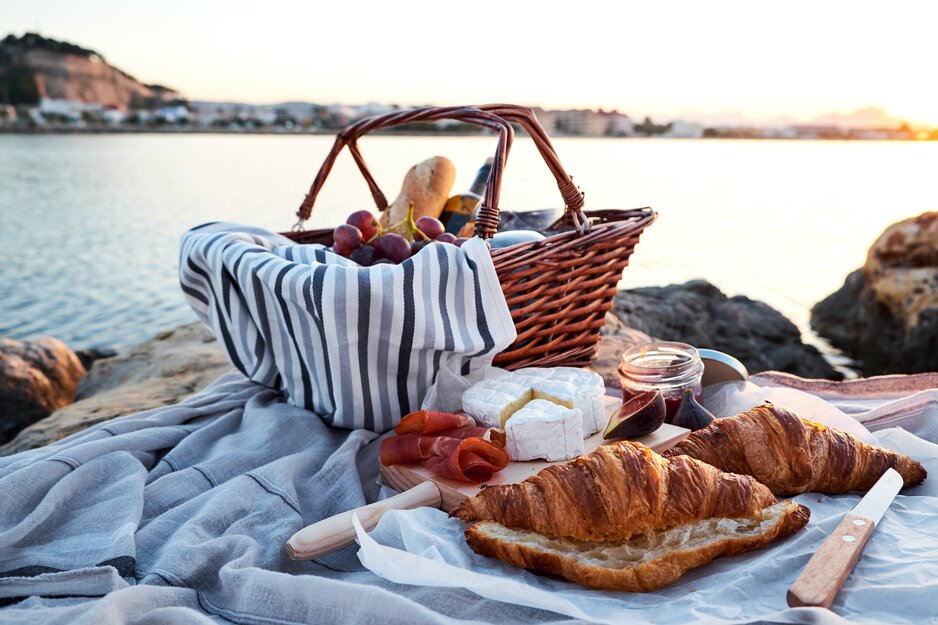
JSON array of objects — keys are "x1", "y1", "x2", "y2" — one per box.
[{"x1": 672, "y1": 389, "x2": 715, "y2": 431}]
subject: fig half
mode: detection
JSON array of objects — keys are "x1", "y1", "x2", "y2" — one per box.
[
  {"x1": 603, "y1": 390, "x2": 666, "y2": 440},
  {"x1": 672, "y1": 388, "x2": 716, "y2": 431}
]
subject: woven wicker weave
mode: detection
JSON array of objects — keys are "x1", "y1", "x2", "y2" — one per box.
[{"x1": 284, "y1": 105, "x2": 656, "y2": 369}]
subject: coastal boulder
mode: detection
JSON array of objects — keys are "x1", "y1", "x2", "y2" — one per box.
[
  {"x1": 812, "y1": 212, "x2": 938, "y2": 375},
  {"x1": 607, "y1": 280, "x2": 840, "y2": 380},
  {"x1": 0, "y1": 322, "x2": 231, "y2": 456},
  {"x1": 0, "y1": 337, "x2": 85, "y2": 444}
]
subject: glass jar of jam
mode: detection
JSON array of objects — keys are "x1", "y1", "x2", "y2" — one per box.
[{"x1": 618, "y1": 342, "x2": 704, "y2": 420}]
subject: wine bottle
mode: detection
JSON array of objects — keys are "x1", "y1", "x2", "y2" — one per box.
[{"x1": 439, "y1": 158, "x2": 493, "y2": 235}]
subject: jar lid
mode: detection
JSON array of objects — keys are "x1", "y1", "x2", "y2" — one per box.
[
  {"x1": 620, "y1": 341, "x2": 703, "y2": 380},
  {"x1": 698, "y1": 348, "x2": 749, "y2": 386}
]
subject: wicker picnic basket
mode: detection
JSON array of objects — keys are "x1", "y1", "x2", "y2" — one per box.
[{"x1": 284, "y1": 104, "x2": 657, "y2": 370}]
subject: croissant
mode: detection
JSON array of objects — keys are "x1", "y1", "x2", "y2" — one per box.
[
  {"x1": 664, "y1": 403, "x2": 927, "y2": 496},
  {"x1": 453, "y1": 441, "x2": 778, "y2": 542},
  {"x1": 455, "y1": 441, "x2": 809, "y2": 592}
]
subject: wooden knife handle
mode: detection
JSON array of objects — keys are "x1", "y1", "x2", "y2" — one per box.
[
  {"x1": 285, "y1": 480, "x2": 443, "y2": 560},
  {"x1": 787, "y1": 513, "x2": 876, "y2": 609}
]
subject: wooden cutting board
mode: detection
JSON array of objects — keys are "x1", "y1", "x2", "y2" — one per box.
[
  {"x1": 380, "y1": 394, "x2": 689, "y2": 512},
  {"x1": 286, "y1": 394, "x2": 689, "y2": 559}
]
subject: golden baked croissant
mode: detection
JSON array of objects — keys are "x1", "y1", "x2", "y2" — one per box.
[
  {"x1": 664, "y1": 403, "x2": 927, "y2": 496},
  {"x1": 455, "y1": 441, "x2": 810, "y2": 592},
  {"x1": 453, "y1": 441, "x2": 778, "y2": 542}
]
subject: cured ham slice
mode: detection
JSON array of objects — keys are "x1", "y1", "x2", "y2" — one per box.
[
  {"x1": 380, "y1": 411, "x2": 510, "y2": 483},
  {"x1": 379, "y1": 427, "x2": 484, "y2": 465},
  {"x1": 394, "y1": 410, "x2": 473, "y2": 435},
  {"x1": 423, "y1": 438, "x2": 509, "y2": 482}
]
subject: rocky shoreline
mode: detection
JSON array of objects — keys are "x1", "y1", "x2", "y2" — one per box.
[
  {"x1": 812, "y1": 212, "x2": 938, "y2": 376},
  {"x1": 0, "y1": 324, "x2": 231, "y2": 455},
  {"x1": 609, "y1": 281, "x2": 840, "y2": 380},
  {"x1": 0, "y1": 280, "x2": 844, "y2": 455}
]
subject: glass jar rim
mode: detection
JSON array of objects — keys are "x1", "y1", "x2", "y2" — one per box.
[{"x1": 620, "y1": 341, "x2": 703, "y2": 379}]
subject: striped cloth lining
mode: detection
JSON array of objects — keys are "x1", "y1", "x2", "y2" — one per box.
[{"x1": 179, "y1": 223, "x2": 515, "y2": 432}]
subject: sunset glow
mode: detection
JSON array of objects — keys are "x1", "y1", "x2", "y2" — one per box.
[{"x1": 5, "y1": 0, "x2": 938, "y2": 127}]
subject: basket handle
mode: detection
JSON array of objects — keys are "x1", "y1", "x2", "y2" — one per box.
[
  {"x1": 295, "y1": 105, "x2": 587, "y2": 238},
  {"x1": 296, "y1": 106, "x2": 514, "y2": 239},
  {"x1": 476, "y1": 104, "x2": 588, "y2": 232}
]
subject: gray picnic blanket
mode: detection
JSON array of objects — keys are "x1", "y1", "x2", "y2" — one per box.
[
  {"x1": 1, "y1": 371, "x2": 937, "y2": 624},
  {"x1": 0, "y1": 372, "x2": 572, "y2": 624}
]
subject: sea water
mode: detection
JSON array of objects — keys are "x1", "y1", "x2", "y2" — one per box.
[{"x1": 1, "y1": 133, "x2": 935, "y2": 363}]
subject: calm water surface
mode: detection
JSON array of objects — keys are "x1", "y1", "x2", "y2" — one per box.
[{"x1": 2, "y1": 134, "x2": 936, "y2": 366}]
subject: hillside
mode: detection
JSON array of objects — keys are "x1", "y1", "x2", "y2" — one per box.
[{"x1": 0, "y1": 33, "x2": 180, "y2": 110}]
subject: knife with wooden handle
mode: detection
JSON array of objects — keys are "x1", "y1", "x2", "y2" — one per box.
[
  {"x1": 285, "y1": 480, "x2": 442, "y2": 560},
  {"x1": 787, "y1": 468, "x2": 904, "y2": 609}
]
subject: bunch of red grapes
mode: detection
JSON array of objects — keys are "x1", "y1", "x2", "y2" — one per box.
[{"x1": 332, "y1": 210, "x2": 469, "y2": 266}]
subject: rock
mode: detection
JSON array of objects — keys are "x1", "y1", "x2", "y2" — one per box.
[
  {"x1": 0, "y1": 322, "x2": 231, "y2": 456},
  {"x1": 74, "y1": 346, "x2": 119, "y2": 371},
  {"x1": 608, "y1": 280, "x2": 841, "y2": 380},
  {"x1": 0, "y1": 337, "x2": 85, "y2": 444},
  {"x1": 864, "y1": 212, "x2": 938, "y2": 327},
  {"x1": 812, "y1": 212, "x2": 938, "y2": 375}
]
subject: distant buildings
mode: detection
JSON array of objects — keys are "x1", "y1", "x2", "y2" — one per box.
[
  {"x1": 534, "y1": 108, "x2": 634, "y2": 136},
  {"x1": 37, "y1": 97, "x2": 88, "y2": 121},
  {"x1": 0, "y1": 95, "x2": 932, "y2": 141},
  {"x1": 663, "y1": 120, "x2": 704, "y2": 138},
  {"x1": 702, "y1": 124, "x2": 918, "y2": 140},
  {"x1": 789, "y1": 125, "x2": 915, "y2": 140}
]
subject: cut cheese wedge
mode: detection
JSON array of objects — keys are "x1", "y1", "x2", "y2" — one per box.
[
  {"x1": 462, "y1": 368, "x2": 608, "y2": 461},
  {"x1": 461, "y1": 378, "x2": 532, "y2": 428},
  {"x1": 515, "y1": 367, "x2": 606, "y2": 436},
  {"x1": 504, "y1": 400, "x2": 584, "y2": 462}
]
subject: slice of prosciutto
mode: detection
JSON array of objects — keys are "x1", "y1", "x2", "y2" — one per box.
[
  {"x1": 394, "y1": 410, "x2": 474, "y2": 435},
  {"x1": 422, "y1": 438, "x2": 509, "y2": 482},
  {"x1": 380, "y1": 411, "x2": 510, "y2": 483}
]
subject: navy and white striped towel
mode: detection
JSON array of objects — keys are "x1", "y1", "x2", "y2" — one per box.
[{"x1": 179, "y1": 222, "x2": 516, "y2": 432}]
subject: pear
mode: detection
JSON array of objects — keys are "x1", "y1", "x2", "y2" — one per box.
[{"x1": 603, "y1": 390, "x2": 666, "y2": 440}]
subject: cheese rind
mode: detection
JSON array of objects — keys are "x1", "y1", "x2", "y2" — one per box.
[
  {"x1": 505, "y1": 400, "x2": 585, "y2": 461},
  {"x1": 462, "y1": 379, "x2": 532, "y2": 428},
  {"x1": 515, "y1": 367, "x2": 607, "y2": 436}
]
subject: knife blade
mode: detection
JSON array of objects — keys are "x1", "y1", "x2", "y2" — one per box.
[{"x1": 787, "y1": 468, "x2": 904, "y2": 609}]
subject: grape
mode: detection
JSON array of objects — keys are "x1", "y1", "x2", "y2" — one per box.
[
  {"x1": 454, "y1": 237, "x2": 469, "y2": 247},
  {"x1": 374, "y1": 233, "x2": 411, "y2": 264},
  {"x1": 411, "y1": 240, "x2": 427, "y2": 255},
  {"x1": 333, "y1": 224, "x2": 363, "y2": 257},
  {"x1": 347, "y1": 210, "x2": 380, "y2": 240},
  {"x1": 415, "y1": 216, "x2": 445, "y2": 240},
  {"x1": 349, "y1": 244, "x2": 377, "y2": 266},
  {"x1": 372, "y1": 258, "x2": 395, "y2": 265},
  {"x1": 435, "y1": 232, "x2": 457, "y2": 244},
  {"x1": 333, "y1": 242, "x2": 355, "y2": 257}
]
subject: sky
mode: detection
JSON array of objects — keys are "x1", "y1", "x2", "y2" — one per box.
[{"x1": 5, "y1": 0, "x2": 938, "y2": 126}]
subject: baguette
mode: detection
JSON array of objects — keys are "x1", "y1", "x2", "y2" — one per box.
[
  {"x1": 380, "y1": 156, "x2": 456, "y2": 234},
  {"x1": 465, "y1": 500, "x2": 809, "y2": 592},
  {"x1": 664, "y1": 403, "x2": 927, "y2": 496}
]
